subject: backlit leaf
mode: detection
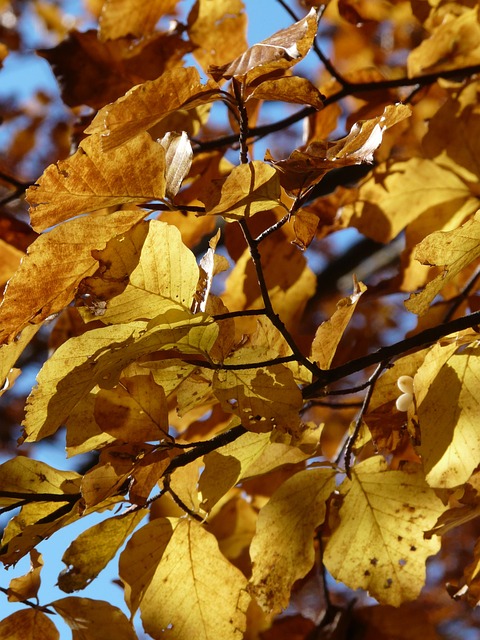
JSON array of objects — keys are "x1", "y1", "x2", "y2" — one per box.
[
  {"x1": 0, "y1": 210, "x2": 146, "y2": 343},
  {"x1": 85, "y1": 67, "x2": 220, "y2": 150},
  {"x1": 58, "y1": 510, "x2": 146, "y2": 592},
  {"x1": 416, "y1": 343, "x2": 480, "y2": 488},
  {"x1": 99, "y1": 0, "x2": 178, "y2": 40},
  {"x1": 311, "y1": 278, "x2": 366, "y2": 369},
  {"x1": 7, "y1": 550, "x2": 43, "y2": 602},
  {"x1": 406, "y1": 214, "x2": 480, "y2": 315},
  {"x1": 159, "y1": 131, "x2": 193, "y2": 200},
  {"x1": 249, "y1": 468, "x2": 336, "y2": 613},
  {"x1": 0, "y1": 609, "x2": 59, "y2": 640},
  {"x1": 247, "y1": 76, "x2": 324, "y2": 109},
  {"x1": 209, "y1": 8, "x2": 318, "y2": 84},
  {"x1": 27, "y1": 133, "x2": 166, "y2": 231},
  {"x1": 323, "y1": 457, "x2": 446, "y2": 606},
  {"x1": 203, "y1": 161, "x2": 283, "y2": 220},
  {"x1": 52, "y1": 597, "x2": 137, "y2": 640},
  {"x1": 139, "y1": 518, "x2": 250, "y2": 639}
]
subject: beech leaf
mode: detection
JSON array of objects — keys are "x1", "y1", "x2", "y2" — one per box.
[
  {"x1": 323, "y1": 457, "x2": 447, "y2": 606},
  {"x1": 99, "y1": 0, "x2": 178, "y2": 41},
  {"x1": 27, "y1": 133, "x2": 166, "y2": 231},
  {"x1": 0, "y1": 610, "x2": 59, "y2": 640},
  {"x1": 249, "y1": 468, "x2": 336, "y2": 613},
  {"x1": 52, "y1": 597, "x2": 137, "y2": 640},
  {"x1": 159, "y1": 131, "x2": 193, "y2": 200}
]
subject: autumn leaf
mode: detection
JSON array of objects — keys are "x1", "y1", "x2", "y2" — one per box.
[
  {"x1": 203, "y1": 161, "x2": 283, "y2": 220},
  {"x1": 0, "y1": 609, "x2": 59, "y2": 640},
  {"x1": 323, "y1": 457, "x2": 446, "y2": 606},
  {"x1": 415, "y1": 342, "x2": 480, "y2": 488},
  {"x1": 52, "y1": 597, "x2": 137, "y2": 640},
  {"x1": 7, "y1": 550, "x2": 43, "y2": 602},
  {"x1": 85, "y1": 67, "x2": 220, "y2": 150},
  {"x1": 310, "y1": 278, "x2": 366, "y2": 369},
  {"x1": 209, "y1": 8, "x2": 319, "y2": 84},
  {"x1": 247, "y1": 75, "x2": 325, "y2": 109},
  {"x1": 27, "y1": 133, "x2": 166, "y2": 231},
  {"x1": 99, "y1": 0, "x2": 179, "y2": 41},
  {"x1": 249, "y1": 468, "x2": 336, "y2": 613},
  {"x1": 57, "y1": 510, "x2": 146, "y2": 592},
  {"x1": 159, "y1": 131, "x2": 193, "y2": 200},
  {"x1": 406, "y1": 213, "x2": 480, "y2": 315},
  {"x1": 137, "y1": 518, "x2": 250, "y2": 639},
  {"x1": 0, "y1": 210, "x2": 146, "y2": 343}
]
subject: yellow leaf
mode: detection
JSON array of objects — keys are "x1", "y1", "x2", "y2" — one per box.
[
  {"x1": 52, "y1": 597, "x2": 136, "y2": 640},
  {"x1": 343, "y1": 157, "x2": 479, "y2": 243},
  {"x1": 119, "y1": 518, "x2": 175, "y2": 615},
  {"x1": 191, "y1": 229, "x2": 229, "y2": 314},
  {"x1": 203, "y1": 161, "x2": 283, "y2": 220},
  {"x1": 247, "y1": 76, "x2": 324, "y2": 109},
  {"x1": 58, "y1": 510, "x2": 146, "y2": 592},
  {"x1": 188, "y1": 0, "x2": 248, "y2": 70},
  {"x1": 249, "y1": 468, "x2": 336, "y2": 613},
  {"x1": 209, "y1": 8, "x2": 318, "y2": 84},
  {"x1": 0, "y1": 325, "x2": 38, "y2": 387},
  {"x1": 27, "y1": 133, "x2": 166, "y2": 231},
  {"x1": 85, "y1": 67, "x2": 220, "y2": 150},
  {"x1": 7, "y1": 550, "x2": 43, "y2": 602},
  {"x1": 0, "y1": 457, "x2": 80, "y2": 499},
  {"x1": 22, "y1": 311, "x2": 219, "y2": 442},
  {"x1": 408, "y1": 7, "x2": 480, "y2": 76},
  {"x1": 416, "y1": 343, "x2": 480, "y2": 488},
  {"x1": 323, "y1": 457, "x2": 446, "y2": 606},
  {"x1": 311, "y1": 279, "x2": 367, "y2": 369},
  {"x1": 0, "y1": 210, "x2": 146, "y2": 343},
  {"x1": 82, "y1": 220, "x2": 200, "y2": 324},
  {"x1": 406, "y1": 214, "x2": 480, "y2": 315},
  {"x1": 0, "y1": 609, "x2": 59, "y2": 640},
  {"x1": 213, "y1": 364, "x2": 303, "y2": 432},
  {"x1": 139, "y1": 518, "x2": 250, "y2": 639},
  {"x1": 99, "y1": 0, "x2": 178, "y2": 40}
]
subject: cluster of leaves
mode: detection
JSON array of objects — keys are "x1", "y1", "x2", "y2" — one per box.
[{"x1": 1, "y1": 0, "x2": 480, "y2": 638}]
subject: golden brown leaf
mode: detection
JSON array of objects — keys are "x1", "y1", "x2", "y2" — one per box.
[
  {"x1": 27, "y1": 133, "x2": 166, "y2": 231},
  {"x1": 7, "y1": 550, "x2": 43, "y2": 602},
  {"x1": 52, "y1": 597, "x2": 136, "y2": 640},
  {"x1": 99, "y1": 0, "x2": 179, "y2": 40},
  {"x1": 247, "y1": 76, "x2": 324, "y2": 109},
  {"x1": 0, "y1": 609, "x2": 59, "y2": 640},
  {"x1": 159, "y1": 130, "x2": 193, "y2": 200}
]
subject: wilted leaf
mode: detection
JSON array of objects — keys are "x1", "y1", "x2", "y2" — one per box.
[
  {"x1": 311, "y1": 278, "x2": 366, "y2": 369},
  {"x1": 58, "y1": 510, "x2": 146, "y2": 592},
  {"x1": 0, "y1": 210, "x2": 146, "y2": 343},
  {"x1": 0, "y1": 609, "x2": 59, "y2": 640},
  {"x1": 249, "y1": 468, "x2": 336, "y2": 613},
  {"x1": 323, "y1": 457, "x2": 446, "y2": 606},
  {"x1": 203, "y1": 161, "x2": 283, "y2": 220},
  {"x1": 52, "y1": 597, "x2": 137, "y2": 640},
  {"x1": 7, "y1": 550, "x2": 43, "y2": 602},
  {"x1": 85, "y1": 67, "x2": 220, "y2": 150},
  {"x1": 415, "y1": 343, "x2": 480, "y2": 488},
  {"x1": 159, "y1": 131, "x2": 193, "y2": 200},
  {"x1": 268, "y1": 104, "x2": 411, "y2": 192},
  {"x1": 139, "y1": 518, "x2": 250, "y2": 639},
  {"x1": 209, "y1": 8, "x2": 319, "y2": 84},
  {"x1": 191, "y1": 229, "x2": 229, "y2": 314},
  {"x1": 27, "y1": 133, "x2": 167, "y2": 231},
  {"x1": 406, "y1": 214, "x2": 480, "y2": 315}
]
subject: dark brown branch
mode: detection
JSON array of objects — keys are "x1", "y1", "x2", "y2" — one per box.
[
  {"x1": 184, "y1": 354, "x2": 298, "y2": 370},
  {"x1": 163, "y1": 474, "x2": 203, "y2": 522},
  {"x1": 303, "y1": 310, "x2": 480, "y2": 398},
  {"x1": 443, "y1": 267, "x2": 480, "y2": 322}
]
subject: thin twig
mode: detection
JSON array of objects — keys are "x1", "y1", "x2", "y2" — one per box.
[
  {"x1": 163, "y1": 474, "x2": 203, "y2": 522},
  {"x1": 343, "y1": 360, "x2": 389, "y2": 478},
  {"x1": 213, "y1": 308, "x2": 267, "y2": 320},
  {"x1": 0, "y1": 586, "x2": 56, "y2": 615}
]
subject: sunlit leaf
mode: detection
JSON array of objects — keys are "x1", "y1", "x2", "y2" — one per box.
[
  {"x1": 58, "y1": 510, "x2": 146, "y2": 592},
  {"x1": 209, "y1": 8, "x2": 319, "y2": 84},
  {"x1": 139, "y1": 518, "x2": 250, "y2": 639},
  {"x1": 323, "y1": 457, "x2": 447, "y2": 606},
  {"x1": 415, "y1": 343, "x2": 480, "y2": 488},
  {"x1": 52, "y1": 597, "x2": 137, "y2": 640},
  {"x1": 249, "y1": 468, "x2": 336, "y2": 613},
  {"x1": 7, "y1": 550, "x2": 43, "y2": 602},
  {"x1": 99, "y1": 0, "x2": 179, "y2": 40},
  {"x1": 406, "y1": 213, "x2": 480, "y2": 315},
  {"x1": 311, "y1": 278, "x2": 366, "y2": 369},
  {"x1": 85, "y1": 67, "x2": 220, "y2": 150},
  {"x1": 0, "y1": 210, "x2": 146, "y2": 343},
  {"x1": 191, "y1": 229, "x2": 229, "y2": 313},
  {"x1": 0, "y1": 609, "x2": 59, "y2": 640},
  {"x1": 159, "y1": 131, "x2": 193, "y2": 200},
  {"x1": 247, "y1": 76, "x2": 324, "y2": 109},
  {"x1": 203, "y1": 161, "x2": 283, "y2": 220}
]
